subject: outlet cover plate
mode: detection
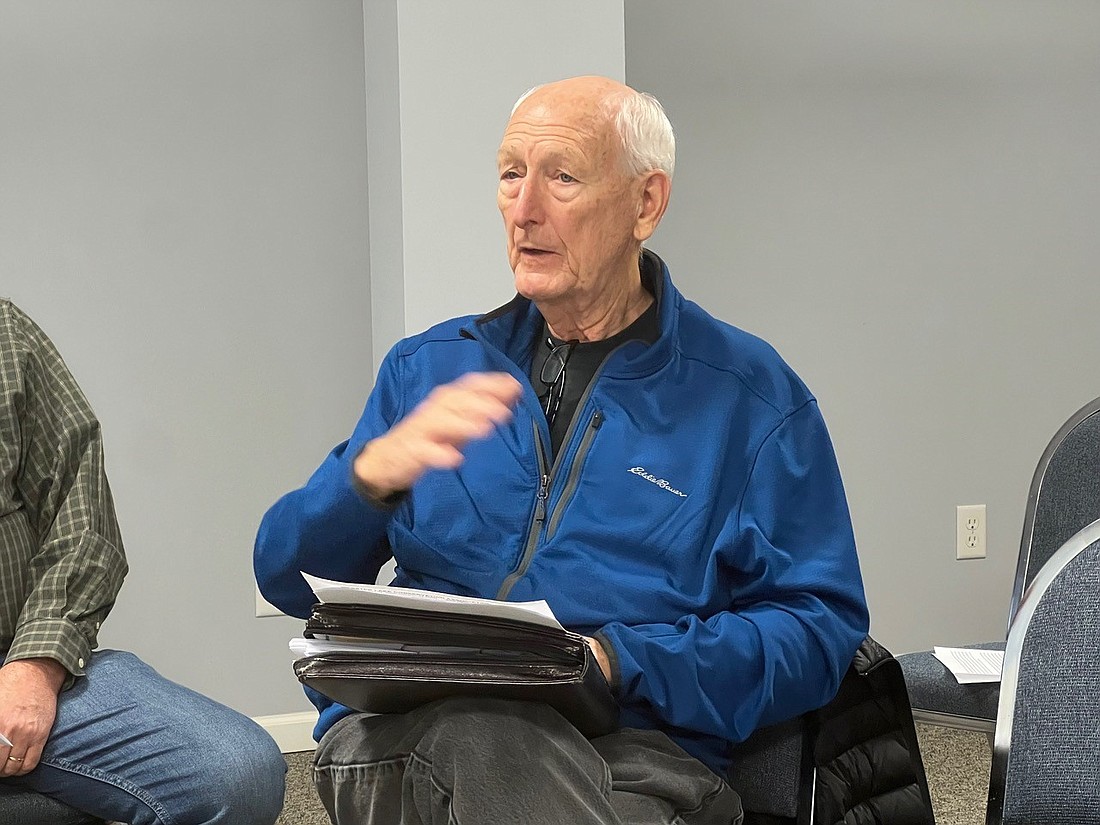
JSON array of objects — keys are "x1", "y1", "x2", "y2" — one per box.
[{"x1": 957, "y1": 504, "x2": 986, "y2": 560}]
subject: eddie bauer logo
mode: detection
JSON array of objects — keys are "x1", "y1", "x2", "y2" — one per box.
[{"x1": 628, "y1": 467, "x2": 688, "y2": 498}]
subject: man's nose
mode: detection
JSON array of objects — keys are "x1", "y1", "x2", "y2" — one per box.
[{"x1": 511, "y1": 178, "x2": 544, "y2": 227}]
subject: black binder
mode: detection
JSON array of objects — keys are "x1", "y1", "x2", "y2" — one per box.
[{"x1": 293, "y1": 602, "x2": 619, "y2": 738}]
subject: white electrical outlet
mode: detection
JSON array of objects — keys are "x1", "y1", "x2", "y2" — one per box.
[
  {"x1": 255, "y1": 585, "x2": 285, "y2": 618},
  {"x1": 956, "y1": 504, "x2": 986, "y2": 560}
]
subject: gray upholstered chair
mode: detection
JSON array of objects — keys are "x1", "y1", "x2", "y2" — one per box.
[
  {"x1": 985, "y1": 517, "x2": 1100, "y2": 825},
  {"x1": 897, "y1": 394, "x2": 1100, "y2": 735},
  {"x1": 0, "y1": 782, "x2": 103, "y2": 824}
]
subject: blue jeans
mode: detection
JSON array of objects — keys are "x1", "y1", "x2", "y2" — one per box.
[
  {"x1": 0, "y1": 649, "x2": 286, "y2": 824},
  {"x1": 314, "y1": 697, "x2": 743, "y2": 825}
]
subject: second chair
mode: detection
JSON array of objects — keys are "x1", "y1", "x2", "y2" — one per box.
[{"x1": 897, "y1": 394, "x2": 1100, "y2": 735}]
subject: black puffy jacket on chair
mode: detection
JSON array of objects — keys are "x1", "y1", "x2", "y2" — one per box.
[{"x1": 727, "y1": 636, "x2": 935, "y2": 825}]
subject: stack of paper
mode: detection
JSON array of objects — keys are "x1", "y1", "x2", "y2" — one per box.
[
  {"x1": 291, "y1": 573, "x2": 564, "y2": 658},
  {"x1": 932, "y1": 646, "x2": 1004, "y2": 684},
  {"x1": 301, "y1": 573, "x2": 562, "y2": 627},
  {"x1": 289, "y1": 574, "x2": 619, "y2": 737}
]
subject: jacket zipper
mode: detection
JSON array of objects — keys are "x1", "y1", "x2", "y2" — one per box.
[
  {"x1": 534, "y1": 473, "x2": 550, "y2": 523},
  {"x1": 546, "y1": 411, "x2": 604, "y2": 540},
  {"x1": 468, "y1": 307, "x2": 645, "y2": 600},
  {"x1": 496, "y1": 422, "x2": 551, "y2": 599},
  {"x1": 497, "y1": 347, "x2": 616, "y2": 600}
]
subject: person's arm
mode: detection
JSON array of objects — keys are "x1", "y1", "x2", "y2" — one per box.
[
  {"x1": 2, "y1": 303, "x2": 127, "y2": 684},
  {"x1": 0, "y1": 303, "x2": 128, "y2": 776},
  {"x1": 254, "y1": 349, "x2": 522, "y2": 618},
  {"x1": 593, "y1": 401, "x2": 869, "y2": 743},
  {"x1": 254, "y1": 350, "x2": 407, "y2": 618}
]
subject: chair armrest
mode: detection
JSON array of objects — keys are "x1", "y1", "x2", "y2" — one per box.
[{"x1": 726, "y1": 715, "x2": 810, "y2": 821}]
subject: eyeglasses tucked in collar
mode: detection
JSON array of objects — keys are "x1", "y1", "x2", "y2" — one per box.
[{"x1": 539, "y1": 337, "x2": 578, "y2": 429}]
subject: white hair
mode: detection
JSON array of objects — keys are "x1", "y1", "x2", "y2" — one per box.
[{"x1": 511, "y1": 83, "x2": 676, "y2": 180}]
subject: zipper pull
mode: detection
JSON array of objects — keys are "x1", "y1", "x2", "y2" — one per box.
[
  {"x1": 535, "y1": 473, "x2": 550, "y2": 522},
  {"x1": 592, "y1": 411, "x2": 604, "y2": 429}
]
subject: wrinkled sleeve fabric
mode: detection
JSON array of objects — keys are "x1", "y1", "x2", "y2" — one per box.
[
  {"x1": 254, "y1": 347, "x2": 406, "y2": 619},
  {"x1": 0, "y1": 302, "x2": 128, "y2": 687},
  {"x1": 595, "y1": 400, "x2": 869, "y2": 744}
]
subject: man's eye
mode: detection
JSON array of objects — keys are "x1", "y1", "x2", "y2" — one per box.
[
  {"x1": 557, "y1": 172, "x2": 576, "y2": 184},
  {"x1": 501, "y1": 170, "x2": 522, "y2": 181}
]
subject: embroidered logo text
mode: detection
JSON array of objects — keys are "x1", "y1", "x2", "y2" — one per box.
[{"x1": 628, "y1": 466, "x2": 688, "y2": 498}]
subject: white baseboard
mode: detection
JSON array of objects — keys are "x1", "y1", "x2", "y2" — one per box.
[{"x1": 253, "y1": 711, "x2": 317, "y2": 753}]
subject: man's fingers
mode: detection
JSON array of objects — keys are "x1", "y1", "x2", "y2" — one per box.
[
  {"x1": 421, "y1": 374, "x2": 521, "y2": 424},
  {"x1": 0, "y1": 744, "x2": 27, "y2": 778},
  {"x1": 0, "y1": 731, "x2": 21, "y2": 778},
  {"x1": 410, "y1": 402, "x2": 510, "y2": 446},
  {"x1": 451, "y1": 371, "x2": 524, "y2": 403},
  {"x1": 4, "y1": 752, "x2": 28, "y2": 777},
  {"x1": 443, "y1": 392, "x2": 517, "y2": 428},
  {"x1": 0, "y1": 722, "x2": 44, "y2": 777},
  {"x1": 353, "y1": 372, "x2": 523, "y2": 496},
  {"x1": 406, "y1": 373, "x2": 523, "y2": 448},
  {"x1": 407, "y1": 439, "x2": 465, "y2": 470},
  {"x1": 16, "y1": 740, "x2": 43, "y2": 775}
]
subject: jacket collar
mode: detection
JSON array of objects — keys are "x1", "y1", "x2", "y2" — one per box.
[{"x1": 468, "y1": 249, "x2": 680, "y2": 379}]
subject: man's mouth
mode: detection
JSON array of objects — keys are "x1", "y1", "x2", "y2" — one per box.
[{"x1": 518, "y1": 246, "x2": 555, "y2": 257}]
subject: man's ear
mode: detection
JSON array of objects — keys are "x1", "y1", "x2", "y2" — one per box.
[{"x1": 633, "y1": 170, "x2": 672, "y2": 243}]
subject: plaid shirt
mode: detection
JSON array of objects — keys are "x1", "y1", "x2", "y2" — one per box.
[{"x1": 0, "y1": 300, "x2": 127, "y2": 686}]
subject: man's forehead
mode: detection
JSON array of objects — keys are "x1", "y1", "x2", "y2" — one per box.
[
  {"x1": 498, "y1": 119, "x2": 600, "y2": 154},
  {"x1": 496, "y1": 137, "x2": 591, "y2": 171},
  {"x1": 499, "y1": 104, "x2": 613, "y2": 161},
  {"x1": 510, "y1": 87, "x2": 607, "y2": 133},
  {"x1": 523, "y1": 75, "x2": 629, "y2": 113}
]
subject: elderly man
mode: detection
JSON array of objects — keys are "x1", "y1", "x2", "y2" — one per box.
[
  {"x1": 256, "y1": 75, "x2": 868, "y2": 825},
  {"x1": 0, "y1": 299, "x2": 287, "y2": 824}
]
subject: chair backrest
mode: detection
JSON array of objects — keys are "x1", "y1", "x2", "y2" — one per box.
[
  {"x1": 1009, "y1": 395, "x2": 1100, "y2": 625},
  {"x1": 985, "y1": 517, "x2": 1100, "y2": 825}
]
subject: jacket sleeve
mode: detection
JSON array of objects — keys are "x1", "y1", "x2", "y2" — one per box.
[
  {"x1": 253, "y1": 347, "x2": 406, "y2": 618},
  {"x1": 2, "y1": 304, "x2": 128, "y2": 686},
  {"x1": 594, "y1": 400, "x2": 869, "y2": 743}
]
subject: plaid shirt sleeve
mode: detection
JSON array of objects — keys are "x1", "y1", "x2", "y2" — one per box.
[{"x1": 0, "y1": 300, "x2": 128, "y2": 687}]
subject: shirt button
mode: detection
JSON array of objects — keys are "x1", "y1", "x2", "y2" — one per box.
[{"x1": 77, "y1": 658, "x2": 85, "y2": 669}]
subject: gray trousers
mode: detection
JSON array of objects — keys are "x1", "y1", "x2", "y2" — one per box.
[{"x1": 313, "y1": 697, "x2": 743, "y2": 825}]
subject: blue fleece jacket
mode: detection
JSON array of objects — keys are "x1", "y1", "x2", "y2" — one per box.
[{"x1": 254, "y1": 252, "x2": 868, "y2": 776}]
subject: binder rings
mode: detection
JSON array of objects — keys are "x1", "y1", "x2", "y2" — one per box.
[{"x1": 293, "y1": 601, "x2": 619, "y2": 738}]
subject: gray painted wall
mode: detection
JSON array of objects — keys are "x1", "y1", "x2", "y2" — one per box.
[
  {"x1": 364, "y1": 0, "x2": 404, "y2": 372},
  {"x1": 625, "y1": 1, "x2": 1100, "y2": 654},
  {"x1": 1, "y1": 1, "x2": 372, "y2": 716}
]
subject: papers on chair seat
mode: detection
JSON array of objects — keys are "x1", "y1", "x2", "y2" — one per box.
[
  {"x1": 301, "y1": 572, "x2": 564, "y2": 630},
  {"x1": 933, "y1": 646, "x2": 1004, "y2": 684}
]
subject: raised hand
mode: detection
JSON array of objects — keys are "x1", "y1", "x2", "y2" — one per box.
[{"x1": 353, "y1": 372, "x2": 523, "y2": 499}]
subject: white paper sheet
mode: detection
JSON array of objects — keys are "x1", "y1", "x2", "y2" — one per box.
[
  {"x1": 289, "y1": 637, "x2": 487, "y2": 659},
  {"x1": 933, "y1": 646, "x2": 1004, "y2": 684},
  {"x1": 301, "y1": 572, "x2": 564, "y2": 630}
]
